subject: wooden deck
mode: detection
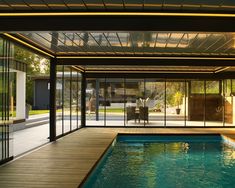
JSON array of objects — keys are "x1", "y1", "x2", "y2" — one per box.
[{"x1": 0, "y1": 128, "x2": 235, "y2": 188}]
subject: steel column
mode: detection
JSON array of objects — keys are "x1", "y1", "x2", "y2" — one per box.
[
  {"x1": 81, "y1": 72, "x2": 86, "y2": 127},
  {"x1": 49, "y1": 58, "x2": 57, "y2": 141}
]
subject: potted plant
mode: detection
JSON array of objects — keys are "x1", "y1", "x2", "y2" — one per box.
[{"x1": 174, "y1": 91, "x2": 183, "y2": 115}]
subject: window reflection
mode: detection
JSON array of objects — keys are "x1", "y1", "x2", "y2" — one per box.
[{"x1": 85, "y1": 78, "x2": 234, "y2": 127}]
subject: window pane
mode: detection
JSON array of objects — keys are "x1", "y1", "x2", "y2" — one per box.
[
  {"x1": 71, "y1": 68, "x2": 77, "y2": 130},
  {"x1": 63, "y1": 66, "x2": 71, "y2": 133},
  {"x1": 86, "y1": 78, "x2": 105, "y2": 126},
  {"x1": 106, "y1": 78, "x2": 124, "y2": 126},
  {"x1": 191, "y1": 81, "x2": 204, "y2": 94},
  {"x1": 77, "y1": 73, "x2": 82, "y2": 128},
  {"x1": 56, "y1": 65, "x2": 63, "y2": 136},
  {"x1": 206, "y1": 81, "x2": 219, "y2": 94},
  {"x1": 187, "y1": 80, "x2": 205, "y2": 126},
  {"x1": 205, "y1": 80, "x2": 223, "y2": 127},
  {"x1": 125, "y1": 79, "x2": 145, "y2": 126},
  {"x1": 145, "y1": 80, "x2": 165, "y2": 127},
  {"x1": 224, "y1": 80, "x2": 233, "y2": 127},
  {"x1": 166, "y1": 81, "x2": 185, "y2": 127}
]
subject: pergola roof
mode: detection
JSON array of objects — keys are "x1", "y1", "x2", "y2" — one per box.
[
  {"x1": 1, "y1": 1, "x2": 235, "y2": 74},
  {"x1": 11, "y1": 31, "x2": 235, "y2": 57}
]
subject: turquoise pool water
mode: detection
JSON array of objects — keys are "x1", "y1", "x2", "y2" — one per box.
[{"x1": 81, "y1": 135, "x2": 235, "y2": 188}]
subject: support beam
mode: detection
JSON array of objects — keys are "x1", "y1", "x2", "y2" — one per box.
[
  {"x1": 86, "y1": 72, "x2": 235, "y2": 79},
  {"x1": 0, "y1": 15, "x2": 235, "y2": 32},
  {"x1": 16, "y1": 71, "x2": 26, "y2": 120},
  {"x1": 57, "y1": 57, "x2": 235, "y2": 67},
  {"x1": 95, "y1": 79, "x2": 99, "y2": 121},
  {"x1": 49, "y1": 58, "x2": 57, "y2": 142}
]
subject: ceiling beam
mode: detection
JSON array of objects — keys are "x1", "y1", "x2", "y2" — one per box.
[
  {"x1": 0, "y1": 13, "x2": 235, "y2": 31},
  {"x1": 85, "y1": 72, "x2": 235, "y2": 79},
  {"x1": 56, "y1": 56, "x2": 235, "y2": 66}
]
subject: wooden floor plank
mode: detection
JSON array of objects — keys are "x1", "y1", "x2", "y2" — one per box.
[{"x1": 0, "y1": 128, "x2": 235, "y2": 188}]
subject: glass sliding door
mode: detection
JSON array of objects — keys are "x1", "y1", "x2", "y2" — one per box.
[
  {"x1": 0, "y1": 38, "x2": 13, "y2": 164},
  {"x1": 97, "y1": 79, "x2": 105, "y2": 126},
  {"x1": 166, "y1": 81, "x2": 186, "y2": 127},
  {"x1": 56, "y1": 65, "x2": 82, "y2": 136},
  {"x1": 205, "y1": 80, "x2": 223, "y2": 127},
  {"x1": 125, "y1": 79, "x2": 145, "y2": 126},
  {"x1": 71, "y1": 68, "x2": 78, "y2": 130},
  {"x1": 106, "y1": 78, "x2": 124, "y2": 126},
  {"x1": 56, "y1": 65, "x2": 63, "y2": 136},
  {"x1": 187, "y1": 80, "x2": 205, "y2": 127},
  {"x1": 63, "y1": 66, "x2": 71, "y2": 133},
  {"x1": 86, "y1": 78, "x2": 105, "y2": 126},
  {"x1": 77, "y1": 72, "x2": 82, "y2": 128},
  {"x1": 224, "y1": 79, "x2": 233, "y2": 127},
  {"x1": 145, "y1": 80, "x2": 165, "y2": 127},
  {"x1": 84, "y1": 77, "x2": 235, "y2": 128}
]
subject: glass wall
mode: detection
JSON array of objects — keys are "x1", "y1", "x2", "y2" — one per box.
[
  {"x1": 106, "y1": 78, "x2": 125, "y2": 126},
  {"x1": 125, "y1": 79, "x2": 145, "y2": 126},
  {"x1": 56, "y1": 66, "x2": 82, "y2": 137},
  {"x1": 145, "y1": 80, "x2": 165, "y2": 127},
  {"x1": 224, "y1": 79, "x2": 233, "y2": 127},
  {"x1": 205, "y1": 81, "x2": 223, "y2": 127},
  {"x1": 187, "y1": 80, "x2": 205, "y2": 126},
  {"x1": 86, "y1": 78, "x2": 105, "y2": 126},
  {"x1": 166, "y1": 81, "x2": 186, "y2": 127},
  {"x1": 56, "y1": 65, "x2": 63, "y2": 136},
  {"x1": 86, "y1": 78, "x2": 235, "y2": 127},
  {"x1": 0, "y1": 38, "x2": 13, "y2": 164},
  {"x1": 64, "y1": 66, "x2": 71, "y2": 133}
]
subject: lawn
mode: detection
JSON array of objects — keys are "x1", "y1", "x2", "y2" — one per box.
[
  {"x1": 29, "y1": 110, "x2": 49, "y2": 115},
  {"x1": 99, "y1": 108, "x2": 124, "y2": 113},
  {"x1": 9, "y1": 110, "x2": 50, "y2": 117}
]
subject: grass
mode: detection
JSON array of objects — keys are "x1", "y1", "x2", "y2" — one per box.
[
  {"x1": 99, "y1": 108, "x2": 124, "y2": 113},
  {"x1": 6, "y1": 108, "x2": 124, "y2": 117},
  {"x1": 29, "y1": 110, "x2": 49, "y2": 115},
  {"x1": 8, "y1": 110, "x2": 50, "y2": 117}
]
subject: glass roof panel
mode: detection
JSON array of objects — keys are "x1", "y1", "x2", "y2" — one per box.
[
  {"x1": 64, "y1": 0, "x2": 86, "y2": 10},
  {"x1": 125, "y1": 0, "x2": 143, "y2": 10},
  {"x1": 84, "y1": 0, "x2": 106, "y2": 10},
  {"x1": 24, "y1": 0, "x2": 49, "y2": 10},
  {"x1": 1, "y1": 0, "x2": 235, "y2": 12},
  {"x1": 104, "y1": 0, "x2": 124, "y2": 10},
  {"x1": 22, "y1": 32, "x2": 52, "y2": 49},
  {"x1": 4, "y1": 0, "x2": 32, "y2": 10},
  {"x1": 0, "y1": 0, "x2": 11, "y2": 10},
  {"x1": 15, "y1": 31, "x2": 235, "y2": 56}
]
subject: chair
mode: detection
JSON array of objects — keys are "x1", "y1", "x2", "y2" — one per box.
[
  {"x1": 126, "y1": 106, "x2": 136, "y2": 123},
  {"x1": 139, "y1": 106, "x2": 149, "y2": 123}
]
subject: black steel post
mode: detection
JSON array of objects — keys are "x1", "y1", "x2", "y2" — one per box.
[
  {"x1": 81, "y1": 72, "x2": 86, "y2": 127},
  {"x1": 164, "y1": 81, "x2": 167, "y2": 127},
  {"x1": 95, "y1": 79, "x2": 99, "y2": 121},
  {"x1": 204, "y1": 80, "x2": 206, "y2": 127},
  {"x1": 184, "y1": 80, "x2": 187, "y2": 127},
  {"x1": 49, "y1": 58, "x2": 57, "y2": 142}
]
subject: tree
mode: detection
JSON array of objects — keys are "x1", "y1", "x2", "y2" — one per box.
[
  {"x1": 174, "y1": 91, "x2": 183, "y2": 109},
  {"x1": 14, "y1": 45, "x2": 50, "y2": 105}
]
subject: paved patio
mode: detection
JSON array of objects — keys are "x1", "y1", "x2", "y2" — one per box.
[{"x1": 12, "y1": 114, "x2": 50, "y2": 156}]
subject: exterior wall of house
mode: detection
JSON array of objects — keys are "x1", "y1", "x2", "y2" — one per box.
[{"x1": 33, "y1": 79, "x2": 50, "y2": 110}]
